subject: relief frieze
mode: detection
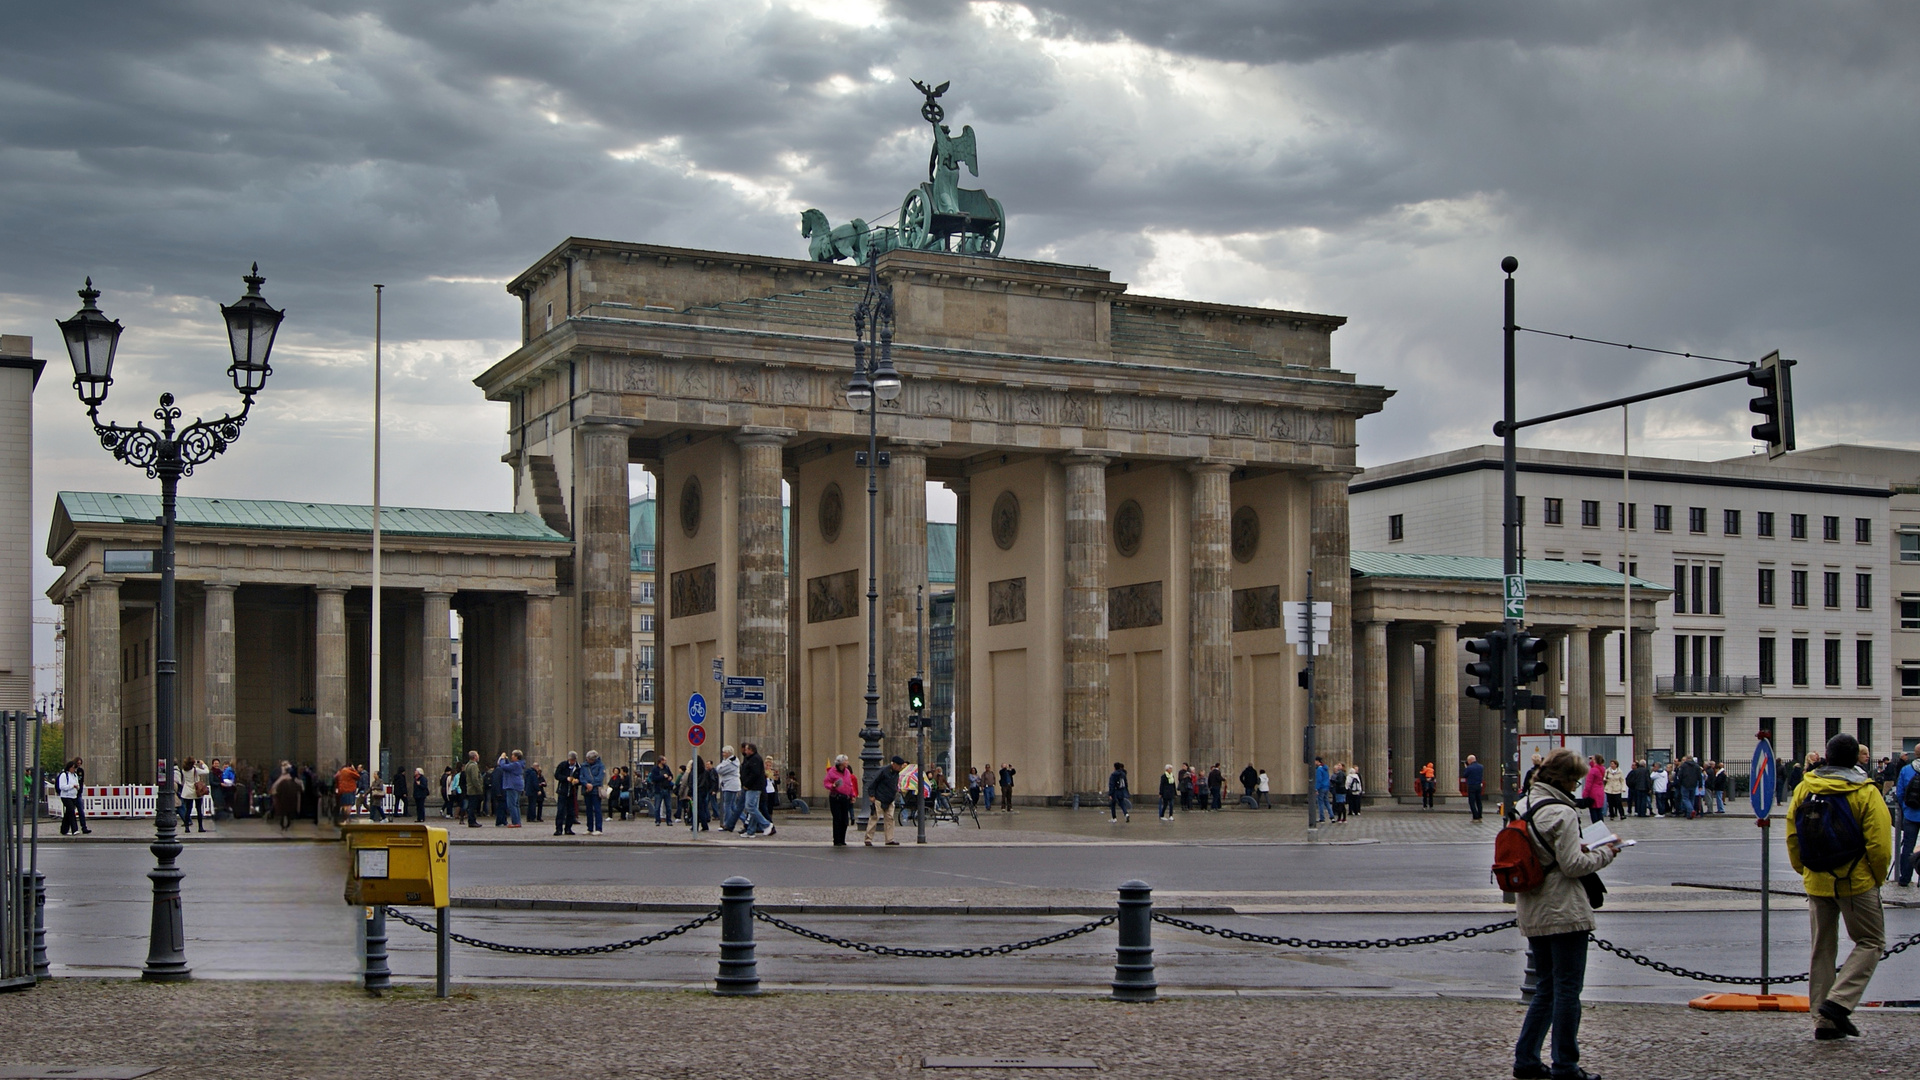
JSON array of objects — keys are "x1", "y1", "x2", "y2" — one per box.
[
  {"x1": 1108, "y1": 580, "x2": 1163, "y2": 631},
  {"x1": 670, "y1": 562, "x2": 718, "y2": 618},
  {"x1": 988, "y1": 577, "x2": 1027, "y2": 626},
  {"x1": 806, "y1": 569, "x2": 860, "y2": 623},
  {"x1": 1231, "y1": 585, "x2": 1281, "y2": 632}
]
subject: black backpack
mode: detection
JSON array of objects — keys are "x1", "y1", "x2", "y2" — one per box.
[
  {"x1": 1795, "y1": 791, "x2": 1867, "y2": 878},
  {"x1": 1903, "y1": 770, "x2": 1920, "y2": 812}
]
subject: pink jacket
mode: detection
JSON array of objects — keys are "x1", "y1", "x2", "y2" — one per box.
[
  {"x1": 1582, "y1": 763, "x2": 1607, "y2": 804},
  {"x1": 822, "y1": 766, "x2": 859, "y2": 799}
]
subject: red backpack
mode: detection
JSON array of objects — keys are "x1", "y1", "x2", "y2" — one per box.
[{"x1": 1492, "y1": 803, "x2": 1554, "y2": 893}]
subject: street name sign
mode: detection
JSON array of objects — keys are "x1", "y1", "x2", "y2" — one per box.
[
  {"x1": 725, "y1": 702, "x2": 768, "y2": 713},
  {"x1": 721, "y1": 687, "x2": 765, "y2": 701},
  {"x1": 724, "y1": 676, "x2": 766, "y2": 688},
  {"x1": 618, "y1": 722, "x2": 644, "y2": 739}
]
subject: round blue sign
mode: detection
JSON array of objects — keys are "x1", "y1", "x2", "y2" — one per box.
[
  {"x1": 1750, "y1": 738, "x2": 1776, "y2": 819},
  {"x1": 688, "y1": 725, "x2": 706, "y2": 747},
  {"x1": 688, "y1": 693, "x2": 707, "y2": 725}
]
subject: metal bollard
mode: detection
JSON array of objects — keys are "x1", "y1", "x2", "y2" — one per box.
[
  {"x1": 363, "y1": 906, "x2": 390, "y2": 994},
  {"x1": 1111, "y1": 880, "x2": 1157, "y2": 1002},
  {"x1": 435, "y1": 907, "x2": 450, "y2": 999},
  {"x1": 1520, "y1": 943, "x2": 1538, "y2": 1004},
  {"x1": 714, "y1": 876, "x2": 760, "y2": 996},
  {"x1": 32, "y1": 870, "x2": 48, "y2": 980}
]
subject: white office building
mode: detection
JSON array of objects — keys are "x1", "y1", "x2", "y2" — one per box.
[{"x1": 1352, "y1": 444, "x2": 1897, "y2": 767}]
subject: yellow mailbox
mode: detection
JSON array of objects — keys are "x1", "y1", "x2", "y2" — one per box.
[{"x1": 343, "y1": 822, "x2": 449, "y2": 907}]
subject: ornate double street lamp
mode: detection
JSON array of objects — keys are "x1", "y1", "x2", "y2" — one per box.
[
  {"x1": 846, "y1": 254, "x2": 901, "y2": 820},
  {"x1": 58, "y1": 266, "x2": 283, "y2": 982}
]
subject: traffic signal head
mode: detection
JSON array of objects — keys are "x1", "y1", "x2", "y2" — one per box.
[
  {"x1": 907, "y1": 676, "x2": 926, "y2": 713},
  {"x1": 1747, "y1": 351, "x2": 1796, "y2": 459},
  {"x1": 1513, "y1": 632, "x2": 1549, "y2": 687},
  {"x1": 1464, "y1": 630, "x2": 1507, "y2": 709}
]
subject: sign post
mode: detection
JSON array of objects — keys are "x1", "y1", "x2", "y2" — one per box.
[
  {"x1": 1750, "y1": 732, "x2": 1777, "y2": 995},
  {"x1": 688, "y1": 693, "x2": 708, "y2": 838}
]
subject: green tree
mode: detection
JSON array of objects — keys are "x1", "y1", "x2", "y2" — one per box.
[{"x1": 39, "y1": 721, "x2": 64, "y2": 776}]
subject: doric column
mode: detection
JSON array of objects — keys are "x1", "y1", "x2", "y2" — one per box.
[
  {"x1": 734, "y1": 427, "x2": 792, "y2": 775},
  {"x1": 83, "y1": 581, "x2": 122, "y2": 783},
  {"x1": 203, "y1": 583, "x2": 237, "y2": 764},
  {"x1": 882, "y1": 442, "x2": 931, "y2": 755},
  {"x1": 315, "y1": 587, "x2": 348, "y2": 771},
  {"x1": 1187, "y1": 461, "x2": 1234, "y2": 769},
  {"x1": 1630, "y1": 628, "x2": 1654, "y2": 757},
  {"x1": 1542, "y1": 631, "x2": 1564, "y2": 730},
  {"x1": 641, "y1": 459, "x2": 669, "y2": 762},
  {"x1": 1431, "y1": 623, "x2": 1460, "y2": 785},
  {"x1": 1565, "y1": 626, "x2": 1592, "y2": 736},
  {"x1": 1064, "y1": 451, "x2": 1113, "y2": 797},
  {"x1": 577, "y1": 423, "x2": 632, "y2": 761},
  {"x1": 948, "y1": 479, "x2": 972, "y2": 776},
  {"x1": 1310, "y1": 470, "x2": 1356, "y2": 765},
  {"x1": 1588, "y1": 629, "x2": 1610, "y2": 734},
  {"x1": 401, "y1": 595, "x2": 424, "y2": 773},
  {"x1": 1361, "y1": 620, "x2": 1389, "y2": 797},
  {"x1": 421, "y1": 590, "x2": 454, "y2": 781},
  {"x1": 785, "y1": 463, "x2": 803, "y2": 773},
  {"x1": 1388, "y1": 629, "x2": 1416, "y2": 796},
  {"x1": 525, "y1": 593, "x2": 554, "y2": 768}
]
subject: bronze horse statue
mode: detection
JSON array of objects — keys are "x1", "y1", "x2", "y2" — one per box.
[{"x1": 801, "y1": 208, "x2": 871, "y2": 263}]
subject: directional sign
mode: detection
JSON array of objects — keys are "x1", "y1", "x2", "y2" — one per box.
[
  {"x1": 688, "y1": 693, "x2": 707, "y2": 725},
  {"x1": 725, "y1": 702, "x2": 768, "y2": 713},
  {"x1": 712, "y1": 658, "x2": 725, "y2": 682},
  {"x1": 721, "y1": 687, "x2": 765, "y2": 701},
  {"x1": 1283, "y1": 600, "x2": 1332, "y2": 656},
  {"x1": 1504, "y1": 575, "x2": 1526, "y2": 621},
  {"x1": 688, "y1": 725, "x2": 706, "y2": 747},
  {"x1": 1751, "y1": 738, "x2": 1776, "y2": 819},
  {"x1": 618, "y1": 722, "x2": 644, "y2": 739},
  {"x1": 724, "y1": 676, "x2": 766, "y2": 688}
]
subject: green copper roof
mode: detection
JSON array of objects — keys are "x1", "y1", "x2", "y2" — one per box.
[
  {"x1": 1352, "y1": 550, "x2": 1669, "y2": 591},
  {"x1": 58, "y1": 491, "x2": 569, "y2": 544}
]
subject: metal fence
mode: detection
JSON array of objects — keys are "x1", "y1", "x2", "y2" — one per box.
[
  {"x1": 2, "y1": 711, "x2": 46, "y2": 992},
  {"x1": 1655, "y1": 675, "x2": 1763, "y2": 696}
]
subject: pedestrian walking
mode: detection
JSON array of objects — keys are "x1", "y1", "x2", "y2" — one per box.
[
  {"x1": 1625, "y1": 760, "x2": 1650, "y2": 818},
  {"x1": 648, "y1": 760, "x2": 673, "y2": 825},
  {"x1": 998, "y1": 763, "x2": 1016, "y2": 812},
  {"x1": 823, "y1": 755, "x2": 859, "y2": 846},
  {"x1": 499, "y1": 751, "x2": 526, "y2": 828},
  {"x1": 1346, "y1": 765, "x2": 1364, "y2": 816},
  {"x1": 527, "y1": 763, "x2": 546, "y2": 823},
  {"x1": 1330, "y1": 762, "x2": 1348, "y2": 822},
  {"x1": 739, "y1": 743, "x2": 775, "y2": 837},
  {"x1": 458, "y1": 752, "x2": 483, "y2": 828},
  {"x1": 56, "y1": 760, "x2": 85, "y2": 835},
  {"x1": 866, "y1": 756, "x2": 903, "y2": 846},
  {"x1": 1108, "y1": 763, "x2": 1131, "y2": 823},
  {"x1": 1239, "y1": 763, "x2": 1259, "y2": 806},
  {"x1": 1510, "y1": 749, "x2": 1623, "y2": 1080},
  {"x1": 1158, "y1": 765, "x2": 1177, "y2": 821},
  {"x1": 179, "y1": 757, "x2": 209, "y2": 833},
  {"x1": 271, "y1": 765, "x2": 302, "y2": 830},
  {"x1": 1581, "y1": 756, "x2": 1607, "y2": 824},
  {"x1": 1709, "y1": 761, "x2": 1729, "y2": 814},
  {"x1": 1895, "y1": 752, "x2": 1920, "y2": 887},
  {"x1": 1257, "y1": 768, "x2": 1271, "y2": 809},
  {"x1": 1463, "y1": 755, "x2": 1485, "y2": 822},
  {"x1": 717, "y1": 747, "x2": 744, "y2": 832},
  {"x1": 1603, "y1": 760, "x2": 1626, "y2": 821},
  {"x1": 1311, "y1": 757, "x2": 1331, "y2": 825},
  {"x1": 1787, "y1": 732, "x2": 1891, "y2": 1041},
  {"x1": 411, "y1": 768, "x2": 429, "y2": 823},
  {"x1": 1419, "y1": 761, "x2": 1436, "y2": 810},
  {"x1": 1207, "y1": 764, "x2": 1224, "y2": 811}
]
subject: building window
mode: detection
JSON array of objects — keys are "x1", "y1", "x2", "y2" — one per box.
[
  {"x1": 1757, "y1": 511, "x2": 1775, "y2": 538},
  {"x1": 1758, "y1": 637, "x2": 1776, "y2": 685},
  {"x1": 1674, "y1": 634, "x2": 1689, "y2": 677},
  {"x1": 639, "y1": 679, "x2": 654, "y2": 704},
  {"x1": 1824, "y1": 571, "x2": 1841, "y2": 609},
  {"x1": 1791, "y1": 570, "x2": 1809, "y2": 608},
  {"x1": 1826, "y1": 717, "x2": 1842, "y2": 741},
  {"x1": 1858, "y1": 718, "x2": 1873, "y2": 750},
  {"x1": 639, "y1": 645, "x2": 655, "y2": 671},
  {"x1": 1903, "y1": 532, "x2": 1920, "y2": 563},
  {"x1": 1708, "y1": 566, "x2": 1722, "y2": 615},
  {"x1": 1825, "y1": 638, "x2": 1842, "y2": 687},
  {"x1": 1618, "y1": 502, "x2": 1637, "y2": 530},
  {"x1": 1902, "y1": 594, "x2": 1920, "y2": 631},
  {"x1": 1581, "y1": 500, "x2": 1601, "y2": 527},
  {"x1": 1903, "y1": 666, "x2": 1920, "y2": 698},
  {"x1": 640, "y1": 581, "x2": 656, "y2": 604},
  {"x1": 1724, "y1": 509, "x2": 1741, "y2": 536},
  {"x1": 1791, "y1": 513, "x2": 1808, "y2": 540},
  {"x1": 1758, "y1": 567, "x2": 1776, "y2": 606},
  {"x1": 1792, "y1": 718, "x2": 1809, "y2": 763},
  {"x1": 1654, "y1": 505, "x2": 1673, "y2": 532},
  {"x1": 1791, "y1": 638, "x2": 1809, "y2": 686},
  {"x1": 639, "y1": 614, "x2": 655, "y2": 632},
  {"x1": 1823, "y1": 515, "x2": 1840, "y2": 542},
  {"x1": 1388, "y1": 514, "x2": 1404, "y2": 542},
  {"x1": 1856, "y1": 518, "x2": 1871, "y2": 544},
  {"x1": 1689, "y1": 507, "x2": 1707, "y2": 534},
  {"x1": 1544, "y1": 498, "x2": 1563, "y2": 525},
  {"x1": 1674, "y1": 566, "x2": 1687, "y2": 612},
  {"x1": 1857, "y1": 640, "x2": 1873, "y2": 688},
  {"x1": 1856, "y1": 573, "x2": 1872, "y2": 610},
  {"x1": 1692, "y1": 565, "x2": 1706, "y2": 615},
  {"x1": 1709, "y1": 634, "x2": 1724, "y2": 677}
]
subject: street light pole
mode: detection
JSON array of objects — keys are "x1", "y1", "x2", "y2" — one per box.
[
  {"x1": 847, "y1": 253, "x2": 901, "y2": 823},
  {"x1": 916, "y1": 585, "x2": 927, "y2": 845},
  {"x1": 58, "y1": 267, "x2": 283, "y2": 983}
]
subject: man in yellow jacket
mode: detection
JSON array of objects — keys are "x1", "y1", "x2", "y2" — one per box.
[{"x1": 1785, "y1": 732, "x2": 1891, "y2": 1041}]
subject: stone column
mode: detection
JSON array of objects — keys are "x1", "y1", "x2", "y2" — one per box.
[
  {"x1": 1064, "y1": 451, "x2": 1113, "y2": 797},
  {"x1": 421, "y1": 591, "x2": 454, "y2": 781},
  {"x1": 525, "y1": 593, "x2": 555, "y2": 768},
  {"x1": 63, "y1": 597, "x2": 82, "y2": 767},
  {"x1": 1388, "y1": 629, "x2": 1416, "y2": 796},
  {"x1": 734, "y1": 427, "x2": 792, "y2": 775},
  {"x1": 1630, "y1": 628, "x2": 1654, "y2": 757},
  {"x1": 315, "y1": 587, "x2": 348, "y2": 771},
  {"x1": 1188, "y1": 462, "x2": 1234, "y2": 770},
  {"x1": 577, "y1": 423, "x2": 632, "y2": 762},
  {"x1": 948, "y1": 479, "x2": 972, "y2": 776},
  {"x1": 1431, "y1": 623, "x2": 1460, "y2": 787},
  {"x1": 642, "y1": 460, "x2": 669, "y2": 762},
  {"x1": 1361, "y1": 620, "x2": 1389, "y2": 799},
  {"x1": 1310, "y1": 471, "x2": 1356, "y2": 765},
  {"x1": 203, "y1": 583, "x2": 237, "y2": 764},
  {"x1": 401, "y1": 596, "x2": 425, "y2": 774},
  {"x1": 785, "y1": 464, "x2": 803, "y2": 773},
  {"x1": 882, "y1": 443, "x2": 930, "y2": 755},
  {"x1": 1566, "y1": 626, "x2": 1592, "y2": 736},
  {"x1": 1543, "y1": 631, "x2": 1564, "y2": 730},
  {"x1": 1588, "y1": 629, "x2": 1610, "y2": 735},
  {"x1": 83, "y1": 581, "x2": 122, "y2": 783}
]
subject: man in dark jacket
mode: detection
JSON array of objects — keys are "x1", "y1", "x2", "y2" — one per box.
[
  {"x1": 527, "y1": 764, "x2": 546, "y2": 823},
  {"x1": 1108, "y1": 763, "x2": 1131, "y2": 823},
  {"x1": 1207, "y1": 765, "x2": 1224, "y2": 811},
  {"x1": 1463, "y1": 755, "x2": 1485, "y2": 822},
  {"x1": 459, "y1": 752, "x2": 484, "y2": 828},
  {"x1": 1676, "y1": 755, "x2": 1703, "y2": 819},
  {"x1": 1239, "y1": 763, "x2": 1260, "y2": 804},
  {"x1": 867, "y1": 756, "x2": 903, "y2": 845},
  {"x1": 998, "y1": 763, "x2": 1016, "y2": 813},
  {"x1": 552, "y1": 754, "x2": 579, "y2": 835},
  {"x1": 1625, "y1": 761, "x2": 1652, "y2": 818},
  {"x1": 739, "y1": 743, "x2": 775, "y2": 837},
  {"x1": 412, "y1": 768, "x2": 429, "y2": 823}
]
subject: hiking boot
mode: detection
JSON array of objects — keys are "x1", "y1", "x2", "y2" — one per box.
[{"x1": 1818, "y1": 1001, "x2": 1860, "y2": 1037}]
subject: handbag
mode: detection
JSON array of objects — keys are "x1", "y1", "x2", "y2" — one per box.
[
  {"x1": 1579, "y1": 872, "x2": 1607, "y2": 910},
  {"x1": 195, "y1": 780, "x2": 210, "y2": 798}
]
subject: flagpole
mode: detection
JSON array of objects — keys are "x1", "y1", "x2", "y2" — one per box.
[{"x1": 371, "y1": 284, "x2": 384, "y2": 795}]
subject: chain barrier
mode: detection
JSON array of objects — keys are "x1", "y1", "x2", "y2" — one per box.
[
  {"x1": 753, "y1": 910, "x2": 1116, "y2": 958},
  {"x1": 382, "y1": 906, "x2": 719, "y2": 957},
  {"x1": 1152, "y1": 913, "x2": 1517, "y2": 950},
  {"x1": 1589, "y1": 927, "x2": 1920, "y2": 986}
]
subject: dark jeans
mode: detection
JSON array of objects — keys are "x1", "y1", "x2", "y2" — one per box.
[
  {"x1": 60, "y1": 797, "x2": 81, "y2": 834},
  {"x1": 1001, "y1": 784, "x2": 1013, "y2": 810},
  {"x1": 1208, "y1": 784, "x2": 1222, "y2": 810},
  {"x1": 584, "y1": 791, "x2": 604, "y2": 832},
  {"x1": 1109, "y1": 794, "x2": 1131, "y2": 819},
  {"x1": 1159, "y1": 794, "x2": 1175, "y2": 818},
  {"x1": 830, "y1": 793, "x2": 853, "y2": 845},
  {"x1": 1515, "y1": 930, "x2": 1590, "y2": 1075},
  {"x1": 1899, "y1": 817, "x2": 1920, "y2": 886},
  {"x1": 465, "y1": 793, "x2": 481, "y2": 826},
  {"x1": 555, "y1": 792, "x2": 577, "y2": 833},
  {"x1": 1467, "y1": 787, "x2": 1484, "y2": 820}
]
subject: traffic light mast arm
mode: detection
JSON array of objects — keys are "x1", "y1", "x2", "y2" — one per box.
[{"x1": 1493, "y1": 363, "x2": 1760, "y2": 436}]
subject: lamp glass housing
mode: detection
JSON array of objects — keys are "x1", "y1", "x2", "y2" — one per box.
[
  {"x1": 220, "y1": 264, "x2": 283, "y2": 396},
  {"x1": 846, "y1": 370, "x2": 873, "y2": 409},
  {"x1": 58, "y1": 279, "x2": 122, "y2": 408},
  {"x1": 871, "y1": 358, "x2": 902, "y2": 402}
]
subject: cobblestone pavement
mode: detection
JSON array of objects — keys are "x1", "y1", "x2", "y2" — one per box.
[{"x1": 1, "y1": 979, "x2": 1914, "y2": 1080}]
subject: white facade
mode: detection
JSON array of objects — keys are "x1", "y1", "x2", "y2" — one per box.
[
  {"x1": 0, "y1": 335, "x2": 42, "y2": 712},
  {"x1": 1353, "y1": 445, "x2": 1897, "y2": 766}
]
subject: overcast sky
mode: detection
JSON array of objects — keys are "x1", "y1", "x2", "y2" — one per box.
[{"x1": 9, "y1": 1, "x2": 1916, "y2": 699}]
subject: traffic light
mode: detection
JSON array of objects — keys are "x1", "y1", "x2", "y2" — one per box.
[
  {"x1": 1464, "y1": 630, "x2": 1507, "y2": 710},
  {"x1": 907, "y1": 676, "x2": 926, "y2": 713},
  {"x1": 1512, "y1": 631, "x2": 1550, "y2": 711},
  {"x1": 1747, "y1": 351, "x2": 1796, "y2": 459}
]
